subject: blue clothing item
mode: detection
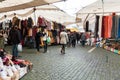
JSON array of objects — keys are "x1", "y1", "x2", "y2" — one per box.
[
  {"x1": 117, "y1": 17, "x2": 120, "y2": 38},
  {"x1": 12, "y1": 44, "x2": 18, "y2": 57}
]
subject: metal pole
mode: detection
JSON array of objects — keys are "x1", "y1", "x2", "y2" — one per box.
[
  {"x1": 102, "y1": 0, "x2": 104, "y2": 16},
  {"x1": 33, "y1": 7, "x2": 37, "y2": 26}
]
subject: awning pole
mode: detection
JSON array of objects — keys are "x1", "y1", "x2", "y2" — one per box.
[
  {"x1": 33, "y1": 7, "x2": 37, "y2": 26},
  {"x1": 102, "y1": 0, "x2": 104, "y2": 16}
]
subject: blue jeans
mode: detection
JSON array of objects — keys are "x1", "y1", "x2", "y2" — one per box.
[{"x1": 12, "y1": 44, "x2": 18, "y2": 57}]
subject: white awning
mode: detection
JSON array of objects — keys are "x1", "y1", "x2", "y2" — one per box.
[
  {"x1": 77, "y1": 0, "x2": 120, "y2": 14},
  {"x1": 0, "y1": 0, "x2": 62, "y2": 13},
  {"x1": 0, "y1": 4, "x2": 76, "y2": 25},
  {"x1": 76, "y1": 0, "x2": 120, "y2": 25}
]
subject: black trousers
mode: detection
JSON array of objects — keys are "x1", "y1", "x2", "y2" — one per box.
[
  {"x1": 36, "y1": 42, "x2": 40, "y2": 51},
  {"x1": 43, "y1": 41, "x2": 47, "y2": 53},
  {"x1": 72, "y1": 39, "x2": 76, "y2": 47}
]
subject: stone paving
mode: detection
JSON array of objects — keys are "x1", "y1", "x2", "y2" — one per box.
[{"x1": 6, "y1": 45, "x2": 120, "y2": 80}]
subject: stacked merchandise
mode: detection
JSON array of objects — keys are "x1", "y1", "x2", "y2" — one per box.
[
  {"x1": 103, "y1": 39, "x2": 120, "y2": 55},
  {"x1": 0, "y1": 49, "x2": 33, "y2": 80},
  {"x1": 85, "y1": 13, "x2": 120, "y2": 53}
]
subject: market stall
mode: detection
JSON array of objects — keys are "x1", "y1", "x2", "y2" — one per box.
[
  {"x1": 0, "y1": 0, "x2": 69, "y2": 79},
  {"x1": 76, "y1": 0, "x2": 120, "y2": 54}
]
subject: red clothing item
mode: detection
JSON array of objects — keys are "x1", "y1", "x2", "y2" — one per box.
[
  {"x1": 104, "y1": 16, "x2": 109, "y2": 38},
  {"x1": 107, "y1": 16, "x2": 112, "y2": 38},
  {"x1": 37, "y1": 17, "x2": 42, "y2": 26},
  {"x1": 23, "y1": 19, "x2": 27, "y2": 27},
  {"x1": 32, "y1": 27, "x2": 37, "y2": 37},
  {"x1": 101, "y1": 16, "x2": 112, "y2": 38}
]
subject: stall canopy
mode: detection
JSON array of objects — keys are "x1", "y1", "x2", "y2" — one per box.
[
  {"x1": 76, "y1": 0, "x2": 120, "y2": 25},
  {"x1": 0, "y1": 0, "x2": 63, "y2": 13},
  {"x1": 77, "y1": 0, "x2": 120, "y2": 14},
  {"x1": 0, "y1": 4, "x2": 76, "y2": 25},
  {"x1": 35, "y1": 5, "x2": 76, "y2": 24}
]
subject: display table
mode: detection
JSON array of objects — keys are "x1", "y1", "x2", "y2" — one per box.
[
  {"x1": 103, "y1": 45, "x2": 120, "y2": 55},
  {"x1": 0, "y1": 49, "x2": 33, "y2": 80}
]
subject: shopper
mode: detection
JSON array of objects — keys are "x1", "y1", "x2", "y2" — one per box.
[
  {"x1": 9, "y1": 25, "x2": 20, "y2": 58},
  {"x1": 80, "y1": 33, "x2": 86, "y2": 47},
  {"x1": 71, "y1": 32, "x2": 77, "y2": 48},
  {"x1": 76, "y1": 32, "x2": 80, "y2": 44},
  {"x1": 67, "y1": 31, "x2": 71, "y2": 47},
  {"x1": 60, "y1": 29, "x2": 68, "y2": 54},
  {"x1": 42, "y1": 29, "x2": 48, "y2": 53},
  {"x1": 35, "y1": 28, "x2": 43, "y2": 53}
]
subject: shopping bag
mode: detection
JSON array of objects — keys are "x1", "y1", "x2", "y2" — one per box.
[
  {"x1": 18, "y1": 44, "x2": 22, "y2": 52},
  {"x1": 47, "y1": 37, "x2": 51, "y2": 43}
]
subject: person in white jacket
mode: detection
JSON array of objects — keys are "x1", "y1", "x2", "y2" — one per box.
[
  {"x1": 60, "y1": 29, "x2": 68, "y2": 54},
  {"x1": 42, "y1": 29, "x2": 48, "y2": 53}
]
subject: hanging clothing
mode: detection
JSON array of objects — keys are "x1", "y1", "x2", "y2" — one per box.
[
  {"x1": 94, "y1": 15, "x2": 99, "y2": 38},
  {"x1": 111, "y1": 15, "x2": 116, "y2": 38},
  {"x1": 85, "y1": 21, "x2": 89, "y2": 32},
  {"x1": 98, "y1": 16, "x2": 102, "y2": 38},
  {"x1": 37, "y1": 17, "x2": 42, "y2": 26},
  {"x1": 111, "y1": 15, "x2": 119, "y2": 38},
  {"x1": 104, "y1": 16, "x2": 109, "y2": 38},
  {"x1": 53, "y1": 22, "x2": 59, "y2": 29},
  {"x1": 107, "y1": 16, "x2": 113, "y2": 38},
  {"x1": 118, "y1": 16, "x2": 120, "y2": 38},
  {"x1": 37, "y1": 17, "x2": 47, "y2": 27},
  {"x1": 27, "y1": 17, "x2": 33, "y2": 28},
  {"x1": 46, "y1": 21, "x2": 51, "y2": 30},
  {"x1": 58, "y1": 23, "x2": 62, "y2": 30},
  {"x1": 23, "y1": 19, "x2": 28, "y2": 28},
  {"x1": 32, "y1": 27, "x2": 37, "y2": 37},
  {"x1": 101, "y1": 16, "x2": 105, "y2": 38},
  {"x1": 116, "y1": 15, "x2": 119, "y2": 38},
  {"x1": 101, "y1": 15, "x2": 113, "y2": 38}
]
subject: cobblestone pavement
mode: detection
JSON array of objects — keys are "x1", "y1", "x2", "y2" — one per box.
[{"x1": 6, "y1": 45, "x2": 120, "y2": 80}]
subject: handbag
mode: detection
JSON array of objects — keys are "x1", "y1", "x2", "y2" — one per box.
[{"x1": 17, "y1": 44, "x2": 22, "y2": 52}]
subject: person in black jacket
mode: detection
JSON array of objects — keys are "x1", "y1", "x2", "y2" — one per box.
[
  {"x1": 9, "y1": 25, "x2": 20, "y2": 58},
  {"x1": 35, "y1": 28, "x2": 43, "y2": 53},
  {"x1": 70, "y1": 32, "x2": 77, "y2": 48}
]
